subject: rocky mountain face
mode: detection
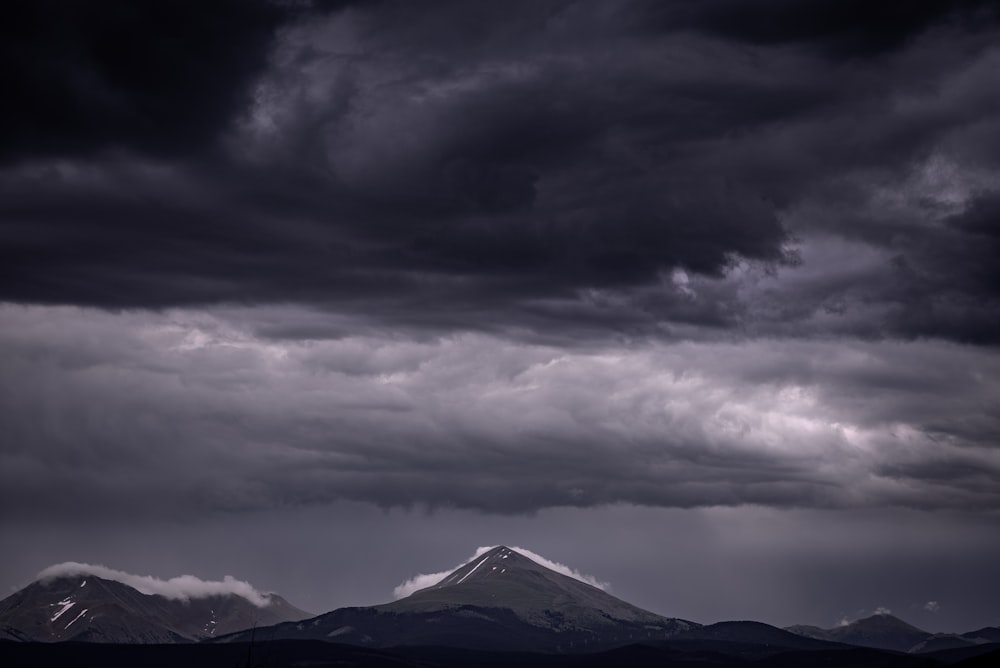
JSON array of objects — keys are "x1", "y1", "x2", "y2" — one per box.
[
  {"x1": 218, "y1": 545, "x2": 697, "y2": 652},
  {"x1": 0, "y1": 574, "x2": 310, "y2": 643}
]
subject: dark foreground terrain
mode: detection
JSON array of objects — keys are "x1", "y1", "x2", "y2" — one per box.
[{"x1": 3, "y1": 639, "x2": 999, "y2": 668}]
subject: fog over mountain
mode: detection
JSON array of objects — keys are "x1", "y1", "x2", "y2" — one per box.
[
  {"x1": 37, "y1": 562, "x2": 272, "y2": 607},
  {"x1": 1, "y1": 0, "x2": 998, "y2": 633}
]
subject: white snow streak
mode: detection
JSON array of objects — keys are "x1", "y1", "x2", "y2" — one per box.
[
  {"x1": 64, "y1": 608, "x2": 88, "y2": 629},
  {"x1": 456, "y1": 556, "x2": 490, "y2": 584},
  {"x1": 50, "y1": 599, "x2": 75, "y2": 622}
]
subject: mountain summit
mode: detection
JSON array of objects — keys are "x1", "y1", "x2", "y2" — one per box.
[
  {"x1": 787, "y1": 613, "x2": 933, "y2": 653},
  {"x1": 0, "y1": 573, "x2": 310, "y2": 643},
  {"x1": 390, "y1": 546, "x2": 673, "y2": 628},
  {"x1": 403, "y1": 545, "x2": 600, "y2": 602},
  {"x1": 218, "y1": 545, "x2": 695, "y2": 652}
]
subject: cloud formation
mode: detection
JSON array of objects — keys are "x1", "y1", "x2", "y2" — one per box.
[
  {"x1": 0, "y1": 1, "x2": 997, "y2": 343},
  {"x1": 392, "y1": 545, "x2": 608, "y2": 599},
  {"x1": 1, "y1": 305, "x2": 997, "y2": 519},
  {"x1": 37, "y1": 562, "x2": 271, "y2": 607}
]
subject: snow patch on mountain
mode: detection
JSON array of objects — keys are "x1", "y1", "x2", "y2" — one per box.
[
  {"x1": 38, "y1": 562, "x2": 271, "y2": 607},
  {"x1": 392, "y1": 545, "x2": 609, "y2": 599},
  {"x1": 50, "y1": 599, "x2": 75, "y2": 622},
  {"x1": 456, "y1": 555, "x2": 490, "y2": 584}
]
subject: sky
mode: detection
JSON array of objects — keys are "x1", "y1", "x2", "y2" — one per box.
[{"x1": 1, "y1": 0, "x2": 999, "y2": 634}]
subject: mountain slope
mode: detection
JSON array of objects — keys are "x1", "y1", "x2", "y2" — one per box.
[
  {"x1": 388, "y1": 546, "x2": 677, "y2": 628},
  {"x1": 962, "y1": 627, "x2": 1000, "y2": 643},
  {"x1": 674, "y1": 620, "x2": 846, "y2": 652},
  {"x1": 830, "y1": 614, "x2": 931, "y2": 651},
  {"x1": 787, "y1": 613, "x2": 931, "y2": 652},
  {"x1": 787, "y1": 616, "x2": 1000, "y2": 654},
  {"x1": 784, "y1": 623, "x2": 833, "y2": 641},
  {"x1": 0, "y1": 574, "x2": 310, "y2": 643},
  {"x1": 219, "y1": 545, "x2": 696, "y2": 652}
]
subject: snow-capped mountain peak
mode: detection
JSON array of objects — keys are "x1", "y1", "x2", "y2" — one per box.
[
  {"x1": 423, "y1": 546, "x2": 532, "y2": 589},
  {"x1": 214, "y1": 544, "x2": 695, "y2": 653}
]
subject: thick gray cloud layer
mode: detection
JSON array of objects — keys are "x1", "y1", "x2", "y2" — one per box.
[{"x1": 2, "y1": 305, "x2": 997, "y2": 518}]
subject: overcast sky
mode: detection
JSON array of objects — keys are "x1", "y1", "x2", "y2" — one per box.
[{"x1": 2, "y1": 0, "x2": 999, "y2": 633}]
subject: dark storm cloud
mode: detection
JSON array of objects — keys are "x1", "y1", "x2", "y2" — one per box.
[
  {"x1": 3, "y1": 0, "x2": 997, "y2": 342},
  {"x1": 638, "y1": 0, "x2": 999, "y2": 56},
  {"x1": 0, "y1": 0, "x2": 997, "y2": 529},
  {"x1": 0, "y1": 0, "x2": 286, "y2": 160}
]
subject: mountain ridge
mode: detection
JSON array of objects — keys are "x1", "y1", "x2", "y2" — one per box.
[
  {"x1": 215, "y1": 545, "x2": 696, "y2": 652},
  {"x1": 785, "y1": 613, "x2": 999, "y2": 654},
  {"x1": 0, "y1": 573, "x2": 309, "y2": 643},
  {"x1": 3, "y1": 550, "x2": 996, "y2": 658}
]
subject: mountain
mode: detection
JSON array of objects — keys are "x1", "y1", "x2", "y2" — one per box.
[
  {"x1": 217, "y1": 545, "x2": 696, "y2": 652},
  {"x1": 787, "y1": 613, "x2": 931, "y2": 652},
  {"x1": 787, "y1": 616, "x2": 1000, "y2": 655},
  {"x1": 908, "y1": 625, "x2": 1000, "y2": 654},
  {"x1": 909, "y1": 634, "x2": 978, "y2": 653},
  {"x1": 0, "y1": 573, "x2": 310, "y2": 643},
  {"x1": 670, "y1": 620, "x2": 847, "y2": 657},
  {"x1": 830, "y1": 614, "x2": 933, "y2": 652},
  {"x1": 962, "y1": 627, "x2": 1000, "y2": 643},
  {"x1": 785, "y1": 623, "x2": 833, "y2": 641}
]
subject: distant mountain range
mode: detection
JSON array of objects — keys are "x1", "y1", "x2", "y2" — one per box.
[
  {"x1": 786, "y1": 612, "x2": 1000, "y2": 653},
  {"x1": 0, "y1": 573, "x2": 309, "y2": 643},
  {"x1": 2, "y1": 546, "x2": 999, "y2": 668},
  {"x1": 214, "y1": 545, "x2": 1000, "y2": 658}
]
